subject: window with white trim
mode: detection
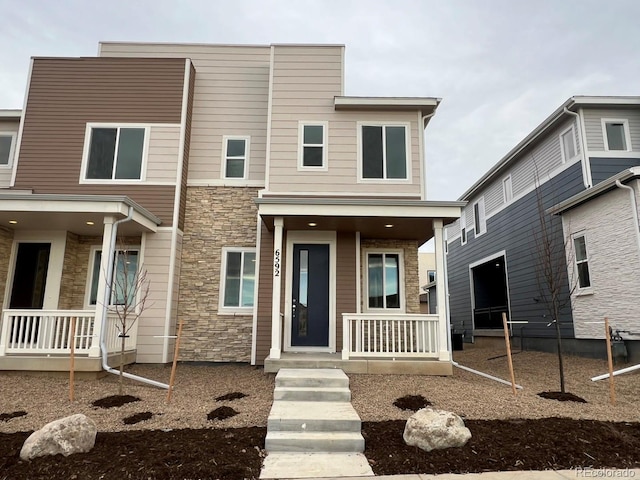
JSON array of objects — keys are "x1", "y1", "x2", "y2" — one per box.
[
  {"x1": 560, "y1": 126, "x2": 577, "y2": 162},
  {"x1": 360, "y1": 124, "x2": 408, "y2": 179},
  {"x1": 220, "y1": 248, "x2": 256, "y2": 310},
  {"x1": 84, "y1": 126, "x2": 146, "y2": 180},
  {"x1": 573, "y1": 235, "x2": 591, "y2": 289},
  {"x1": 602, "y1": 119, "x2": 630, "y2": 151},
  {"x1": 503, "y1": 175, "x2": 513, "y2": 203},
  {"x1": 366, "y1": 251, "x2": 402, "y2": 309},
  {"x1": 223, "y1": 136, "x2": 250, "y2": 179},
  {"x1": 460, "y1": 212, "x2": 467, "y2": 245},
  {"x1": 299, "y1": 123, "x2": 327, "y2": 169},
  {"x1": 87, "y1": 248, "x2": 140, "y2": 306},
  {"x1": 427, "y1": 270, "x2": 436, "y2": 283},
  {"x1": 0, "y1": 133, "x2": 16, "y2": 167},
  {"x1": 473, "y1": 197, "x2": 486, "y2": 236}
]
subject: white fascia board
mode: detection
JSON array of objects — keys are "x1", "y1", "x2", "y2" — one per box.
[
  {"x1": 334, "y1": 96, "x2": 440, "y2": 111},
  {"x1": 572, "y1": 96, "x2": 640, "y2": 106},
  {"x1": 0, "y1": 109, "x2": 21, "y2": 118},
  {"x1": 257, "y1": 201, "x2": 463, "y2": 219}
]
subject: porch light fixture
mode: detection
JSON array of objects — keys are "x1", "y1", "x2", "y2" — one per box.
[
  {"x1": 308, "y1": 222, "x2": 317, "y2": 227},
  {"x1": 9, "y1": 220, "x2": 17, "y2": 224},
  {"x1": 385, "y1": 224, "x2": 394, "y2": 228},
  {"x1": 86, "y1": 221, "x2": 95, "y2": 226}
]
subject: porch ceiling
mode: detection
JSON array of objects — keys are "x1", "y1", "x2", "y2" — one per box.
[
  {"x1": 256, "y1": 197, "x2": 465, "y2": 244},
  {"x1": 0, "y1": 194, "x2": 161, "y2": 235}
]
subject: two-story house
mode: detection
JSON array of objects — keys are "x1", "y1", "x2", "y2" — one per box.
[
  {"x1": 0, "y1": 43, "x2": 463, "y2": 375},
  {"x1": 445, "y1": 96, "x2": 640, "y2": 362}
]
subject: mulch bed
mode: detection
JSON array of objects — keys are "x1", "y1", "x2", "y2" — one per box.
[
  {"x1": 215, "y1": 392, "x2": 248, "y2": 401},
  {"x1": 537, "y1": 391, "x2": 588, "y2": 403},
  {"x1": 207, "y1": 406, "x2": 239, "y2": 421},
  {"x1": 122, "y1": 412, "x2": 154, "y2": 425},
  {"x1": 393, "y1": 394, "x2": 432, "y2": 411},
  {"x1": 91, "y1": 395, "x2": 141, "y2": 409},
  {"x1": 1, "y1": 418, "x2": 639, "y2": 479},
  {"x1": 0, "y1": 411, "x2": 27, "y2": 422}
]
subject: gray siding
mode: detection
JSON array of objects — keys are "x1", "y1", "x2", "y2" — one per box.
[
  {"x1": 589, "y1": 157, "x2": 640, "y2": 186},
  {"x1": 447, "y1": 162, "x2": 585, "y2": 339},
  {"x1": 583, "y1": 108, "x2": 640, "y2": 152}
]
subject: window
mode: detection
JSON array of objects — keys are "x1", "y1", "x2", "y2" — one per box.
[
  {"x1": 0, "y1": 133, "x2": 16, "y2": 167},
  {"x1": 573, "y1": 235, "x2": 591, "y2": 289},
  {"x1": 366, "y1": 252, "x2": 402, "y2": 309},
  {"x1": 503, "y1": 175, "x2": 513, "y2": 203},
  {"x1": 460, "y1": 212, "x2": 467, "y2": 245},
  {"x1": 602, "y1": 119, "x2": 630, "y2": 151},
  {"x1": 473, "y1": 197, "x2": 486, "y2": 236},
  {"x1": 84, "y1": 126, "x2": 146, "y2": 180},
  {"x1": 299, "y1": 123, "x2": 327, "y2": 169},
  {"x1": 88, "y1": 248, "x2": 140, "y2": 306},
  {"x1": 560, "y1": 126, "x2": 577, "y2": 162},
  {"x1": 223, "y1": 136, "x2": 250, "y2": 179},
  {"x1": 427, "y1": 270, "x2": 436, "y2": 283},
  {"x1": 220, "y1": 248, "x2": 256, "y2": 309},
  {"x1": 360, "y1": 124, "x2": 408, "y2": 180}
]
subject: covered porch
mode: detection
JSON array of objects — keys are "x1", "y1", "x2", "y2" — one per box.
[
  {"x1": 254, "y1": 196, "x2": 463, "y2": 374},
  {"x1": 0, "y1": 194, "x2": 161, "y2": 372}
]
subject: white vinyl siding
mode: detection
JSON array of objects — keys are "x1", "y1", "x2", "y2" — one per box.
[
  {"x1": 99, "y1": 43, "x2": 270, "y2": 185},
  {"x1": 146, "y1": 125, "x2": 181, "y2": 183}
]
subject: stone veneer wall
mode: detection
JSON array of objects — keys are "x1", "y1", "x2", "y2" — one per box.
[
  {"x1": 178, "y1": 187, "x2": 258, "y2": 362},
  {"x1": 58, "y1": 232, "x2": 80, "y2": 309},
  {"x1": 0, "y1": 226, "x2": 14, "y2": 312},
  {"x1": 360, "y1": 239, "x2": 420, "y2": 314}
]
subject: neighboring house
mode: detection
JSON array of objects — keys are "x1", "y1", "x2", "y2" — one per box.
[
  {"x1": 418, "y1": 252, "x2": 436, "y2": 314},
  {"x1": 0, "y1": 43, "x2": 463, "y2": 375},
  {"x1": 445, "y1": 96, "x2": 640, "y2": 361}
]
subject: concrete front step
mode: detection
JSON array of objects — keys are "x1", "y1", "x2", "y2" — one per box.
[
  {"x1": 274, "y1": 386, "x2": 351, "y2": 402},
  {"x1": 275, "y1": 368, "x2": 349, "y2": 388},
  {"x1": 265, "y1": 431, "x2": 365, "y2": 453},
  {"x1": 268, "y1": 401, "x2": 361, "y2": 432},
  {"x1": 260, "y1": 452, "x2": 374, "y2": 478}
]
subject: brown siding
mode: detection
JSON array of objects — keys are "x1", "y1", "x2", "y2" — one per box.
[
  {"x1": 336, "y1": 231, "x2": 357, "y2": 350},
  {"x1": 255, "y1": 222, "x2": 275, "y2": 364},
  {"x1": 178, "y1": 63, "x2": 196, "y2": 231},
  {"x1": 15, "y1": 57, "x2": 186, "y2": 225}
]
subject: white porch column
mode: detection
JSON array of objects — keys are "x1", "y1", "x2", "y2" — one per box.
[
  {"x1": 89, "y1": 216, "x2": 116, "y2": 358},
  {"x1": 269, "y1": 217, "x2": 284, "y2": 359},
  {"x1": 433, "y1": 219, "x2": 450, "y2": 361}
]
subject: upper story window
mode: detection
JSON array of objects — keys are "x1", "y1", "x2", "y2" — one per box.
[
  {"x1": 366, "y1": 250, "x2": 403, "y2": 310},
  {"x1": 0, "y1": 133, "x2": 16, "y2": 167},
  {"x1": 360, "y1": 123, "x2": 409, "y2": 180},
  {"x1": 223, "y1": 136, "x2": 250, "y2": 179},
  {"x1": 602, "y1": 119, "x2": 631, "y2": 151},
  {"x1": 503, "y1": 175, "x2": 513, "y2": 203},
  {"x1": 460, "y1": 212, "x2": 467, "y2": 245},
  {"x1": 473, "y1": 197, "x2": 486, "y2": 236},
  {"x1": 560, "y1": 126, "x2": 577, "y2": 162},
  {"x1": 573, "y1": 234, "x2": 591, "y2": 289},
  {"x1": 220, "y1": 248, "x2": 256, "y2": 311},
  {"x1": 299, "y1": 122, "x2": 327, "y2": 170},
  {"x1": 83, "y1": 125, "x2": 147, "y2": 181}
]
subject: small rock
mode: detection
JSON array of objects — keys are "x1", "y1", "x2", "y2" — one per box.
[
  {"x1": 403, "y1": 408, "x2": 471, "y2": 452},
  {"x1": 20, "y1": 414, "x2": 97, "y2": 461}
]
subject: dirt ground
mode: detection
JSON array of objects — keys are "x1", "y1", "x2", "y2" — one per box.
[{"x1": 2, "y1": 418, "x2": 639, "y2": 479}]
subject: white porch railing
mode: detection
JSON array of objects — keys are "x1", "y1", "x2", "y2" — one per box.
[
  {"x1": 0, "y1": 309, "x2": 137, "y2": 356},
  {"x1": 342, "y1": 313, "x2": 439, "y2": 360}
]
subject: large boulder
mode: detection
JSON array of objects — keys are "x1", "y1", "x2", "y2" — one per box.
[
  {"x1": 403, "y1": 408, "x2": 471, "y2": 452},
  {"x1": 20, "y1": 414, "x2": 97, "y2": 461}
]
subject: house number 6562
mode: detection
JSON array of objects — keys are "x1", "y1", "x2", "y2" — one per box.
[{"x1": 274, "y1": 249, "x2": 281, "y2": 276}]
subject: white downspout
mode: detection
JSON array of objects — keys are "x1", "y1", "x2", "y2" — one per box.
[
  {"x1": 100, "y1": 206, "x2": 169, "y2": 389},
  {"x1": 564, "y1": 107, "x2": 592, "y2": 188},
  {"x1": 615, "y1": 179, "x2": 640, "y2": 264}
]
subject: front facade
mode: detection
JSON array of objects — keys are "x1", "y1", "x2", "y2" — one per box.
[
  {"x1": 0, "y1": 43, "x2": 462, "y2": 374},
  {"x1": 445, "y1": 96, "x2": 640, "y2": 361}
]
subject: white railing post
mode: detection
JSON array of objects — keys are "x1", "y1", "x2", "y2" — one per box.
[
  {"x1": 269, "y1": 217, "x2": 284, "y2": 360},
  {"x1": 342, "y1": 314, "x2": 350, "y2": 360},
  {"x1": 433, "y1": 219, "x2": 449, "y2": 361},
  {"x1": 0, "y1": 311, "x2": 11, "y2": 355},
  {"x1": 90, "y1": 216, "x2": 116, "y2": 358}
]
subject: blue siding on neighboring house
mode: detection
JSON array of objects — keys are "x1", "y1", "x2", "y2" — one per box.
[
  {"x1": 447, "y1": 162, "x2": 585, "y2": 339},
  {"x1": 589, "y1": 157, "x2": 640, "y2": 186}
]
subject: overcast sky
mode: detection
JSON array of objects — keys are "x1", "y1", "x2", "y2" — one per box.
[{"x1": 1, "y1": 0, "x2": 639, "y2": 201}]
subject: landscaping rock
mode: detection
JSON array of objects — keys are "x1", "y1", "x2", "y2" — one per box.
[
  {"x1": 403, "y1": 408, "x2": 471, "y2": 452},
  {"x1": 20, "y1": 414, "x2": 97, "y2": 461}
]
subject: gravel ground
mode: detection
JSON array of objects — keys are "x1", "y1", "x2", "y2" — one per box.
[{"x1": 1, "y1": 344, "x2": 638, "y2": 434}]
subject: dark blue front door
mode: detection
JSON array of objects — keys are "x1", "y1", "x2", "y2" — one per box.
[{"x1": 291, "y1": 243, "x2": 329, "y2": 347}]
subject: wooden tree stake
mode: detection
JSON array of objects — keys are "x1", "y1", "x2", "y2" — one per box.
[
  {"x1": 166, "y1": 318, "x2": 184, "y2": 404},
  {"x1": 604, "y1": 317, "x2": 616, "y2": 405},
  {"x1": 69, "y1": 316, "x2": 76, "y2": 402},
  {"x1": 502, "y1": 312, "x2": 517, "y2": 396}
]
